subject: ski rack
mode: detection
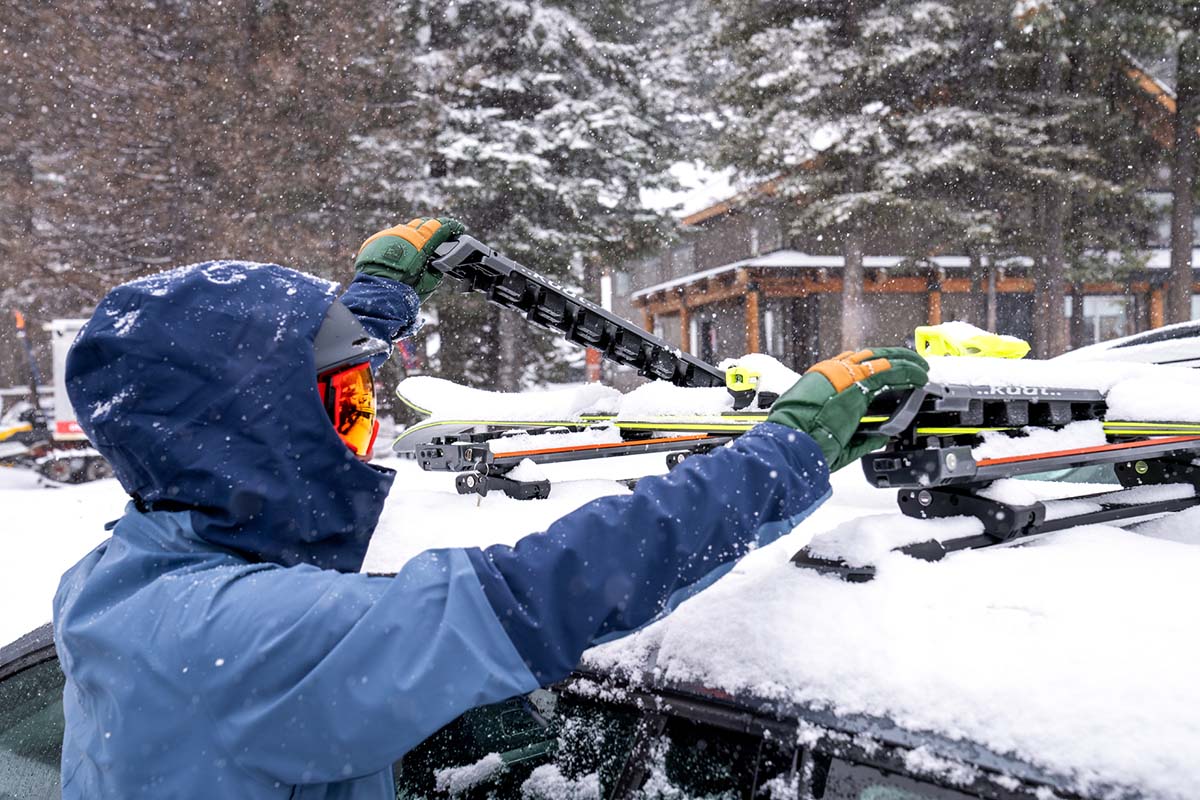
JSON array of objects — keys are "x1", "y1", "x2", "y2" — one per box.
[
  {"x1": 416, "y1": 428, "x2": 733, "y2": 500},
  {"x1": 794, "y1": 431, "x2": 1200, "y2": 581},
  {"x1": 855, "y1": 382, "x2": 1108, "y2": 439},
  {"x1": 429, "y1": 236, "x2": 727, "y2": 389}
]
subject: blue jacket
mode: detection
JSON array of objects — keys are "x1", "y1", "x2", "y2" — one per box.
[{"x1": 53, "y1": 261, "x2": 831, "y2": 798}]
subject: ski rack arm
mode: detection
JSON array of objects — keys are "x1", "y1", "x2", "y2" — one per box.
[{"x1": 427, "y1": 236, "x2": 726, "y2": 388}]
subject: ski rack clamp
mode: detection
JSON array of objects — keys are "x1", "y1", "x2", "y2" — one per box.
[
  {"x1": 428, "y1": 236, "x2": 726, "y2": 389},
  {"x1": 856, "y1": 385, "x2": 934, "y2": 438}
]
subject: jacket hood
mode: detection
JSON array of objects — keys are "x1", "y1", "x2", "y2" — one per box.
[{"x1": 66, "y1": 261, "x2": 396, "y2": 571}]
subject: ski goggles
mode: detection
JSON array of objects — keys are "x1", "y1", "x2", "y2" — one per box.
[{"x1": 317, "y1": 361, "x2": 379, "y2": 458}]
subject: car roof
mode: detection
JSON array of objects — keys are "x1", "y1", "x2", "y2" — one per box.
[
  {"x1": 0, "y1": 622, "x2": 55, "y2": 681},
  {"x1": 566, "y1": 661, "x2": 1114, "y2": 799}
]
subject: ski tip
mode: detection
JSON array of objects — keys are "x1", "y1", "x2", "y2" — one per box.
[{"x1": 789, "y1": 548, "x2": 877, "y2": 583}]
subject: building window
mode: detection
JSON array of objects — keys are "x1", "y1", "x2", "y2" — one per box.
[{"x1": 1078, "y1": 295, "x2": 1132, "y2": 345}]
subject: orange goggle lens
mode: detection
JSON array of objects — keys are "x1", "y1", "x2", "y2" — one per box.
[{"x1": 318, "y1": 362, "x2": 379, "y2": 458}]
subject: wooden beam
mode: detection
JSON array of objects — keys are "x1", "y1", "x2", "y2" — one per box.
[
  {"x1": 683, "y1": 282, "x2": 752, "y2": 307},
  {"x1": 997, "y1": 278, "x2": 1035, "y2": 293},
  {"x1": 1150, "y1": 288, "x2": 1165, "y2": 329},
  {"x1": 864, "y1": 276, "x2": 927, "y2": 293},
  {"x1": 642, "y1": 298, "x2": 682, "y2": 317},
  {"x1": 941, "y1": 278, "x2": 972, "y2": 293},
  {"x1": 745, "y1": 290, "x2": 761, "y2": 354},
  {"x1": 1078, "y1": 282, "x2": 1129, "y2": 294},
  {"x1": 680, "y1": 303, "x2": 691, "y2": 353},
  {"x1": 642, "y1": 309, "x2": 654, "y2": 333}
]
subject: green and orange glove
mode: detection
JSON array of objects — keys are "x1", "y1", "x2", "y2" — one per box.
[
  {"x1": 355, "y1": 216, "x2": 467, "y2": 301},
  {"x1": 766, "y1": 347, "x2": 929, "y2": 472}
]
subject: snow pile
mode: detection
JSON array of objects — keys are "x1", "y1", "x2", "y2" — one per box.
[
  {"x1": 718, "y1": 353, "x2": 803, "y2": 395},
  {"x1": 901, "y1": 746, "x2": 979, "y2": 788},
  {"x1": 976, "y1": 479, "x2": 1113, "y2": 508},
  {"x1": 920, "y1": 320, "x2": 1027, "y2": 349},
  {"x1": 1104, "y1": 375, "x2": 1200, "y2": 423},
  {"x1": 1055, "y1": 320, "x2": 1200, "y2": 367},
  {"x1": 520, "y1": 764, "x2": 600, "y2": 800},
  {"x1": 1136, "y1": 505, "x2": 1200, "y2": 544},
  {"x1": 970, "y1": 420, "x2": 1106, "y2": 461},
  {"x1": 434, "y1": 752, "x2": 504, "y2": 795},
  {"x1": 360, "y1": 455, "x2": 660, "y2": 571},
  {"x1": 506, "y1": 458, "x2": 549, "y2": 483},
  {"x1": 398, "y1": 376, "x2": 620, "y2": 419},
  {"x1": 615, "y1": 382, "x2": 732, "y2": 419},
  {"x1": 800, "y1": 513, "x2": 983, "y2": 567},
  {"x1": 0, "y1": 470, "x2": 126, "y2": 643},
  {"x1": 927, "y1": 354, "x2": 1132, "y2": 392}
]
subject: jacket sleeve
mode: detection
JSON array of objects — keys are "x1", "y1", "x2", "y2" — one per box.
[
  {"x1": 338, "y1": 273, "x2": 421, "y2": 370},
  {"x1": 466, "y1": 422, "x2": 831, "y2": 684}
]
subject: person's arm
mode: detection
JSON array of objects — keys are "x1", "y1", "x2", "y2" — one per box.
[
  {"x1": 187, "y1": 425, "x2": 827, "y2": 785},
  {"x1": 339, "y1": 272, "x2": 421, "y2": 347},
  {"x1": 339, "y1": 216, "x2": 466, "y2": 369},
  {"x1": 467, "y1": 423, "x2": 831, "y2": 683}
]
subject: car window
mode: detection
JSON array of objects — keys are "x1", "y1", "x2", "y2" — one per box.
[
  {"x1": 631, "y1": 715, "x2": 798, "y2": 799},
  {"x1": 0, "y1": 659, "x2": 64, "y2": 800},
  {"x1": 813, "y1": 754, "x2": 979, "y2": 800},
  {"x1": 395, "y1": 689, "x2": 640, "y2": 799}
]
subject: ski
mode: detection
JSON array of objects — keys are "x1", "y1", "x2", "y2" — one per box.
[{"x1": 415, "y1": 426, "x2": 733, "y2": 500}]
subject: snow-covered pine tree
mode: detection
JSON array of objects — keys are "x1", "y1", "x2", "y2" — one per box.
[
  {"x1": 347, "y1": 0, "x2": 677, "y2": 389},
  {"x1": 709, "y1": 0, "x2": 996, "y2": 351},
  {"x1": 1112, "y1": 1, "x2": 1200, "y2": 324},
  {"x1": 708, "y1": 0, "x2": 1160, "y2": 355},
  {"x1": 967, "y1": 0, "x2": 1159, "y2": 356}
]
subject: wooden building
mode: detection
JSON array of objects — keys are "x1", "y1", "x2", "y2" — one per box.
[{"x1": 610, "y1": 59, "x2": 1200, "y2": 378}]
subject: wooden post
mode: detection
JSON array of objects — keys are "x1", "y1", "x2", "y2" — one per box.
[
  {"x1": 745, "y1": 288, "x2": 761, "y2": 354},
  {"x1": 927, "y1": 289, "x2": 943, "y2": 326},
  {"x1": 679, "y1": 302, "x2": 691, "y2": 354},
  {"x1": 642, "y1": 308, "x2": 654, "y2": 333},
  {"x1": 1150, "y1": 287, "x2": 1165, "y2": 329}
]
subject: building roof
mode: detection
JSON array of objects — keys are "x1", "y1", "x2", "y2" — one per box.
[
  {"x1": 630, "y1": 247, "x2": 1200, "y2": 302},
  {"x1": 631, "y1": 250, "x2": 979, "y2": 301}
]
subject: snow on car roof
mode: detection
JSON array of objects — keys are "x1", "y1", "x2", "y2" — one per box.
[{"x1": 581, "y1": 467, "x2": 1200, "y2": 800}]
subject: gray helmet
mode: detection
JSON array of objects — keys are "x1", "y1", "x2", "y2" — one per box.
[{"x1": 313, "y1": 300, "x2": 389, "y2": 374}]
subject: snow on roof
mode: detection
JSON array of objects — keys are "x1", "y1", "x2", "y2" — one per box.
[
  {"x1": 631, "y1": 250, "x2": 977, "y2": 300},
  {"x1": 639, "y1": 161, "x2": 738, "y2": 220},
  {"x1": 630, "y1": 247, "x2": 1199, "y2": 302}
]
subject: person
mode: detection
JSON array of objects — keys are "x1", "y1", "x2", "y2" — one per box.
[{"x1": 53, "y1": 217, "x2": 929, "y2": 798}]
